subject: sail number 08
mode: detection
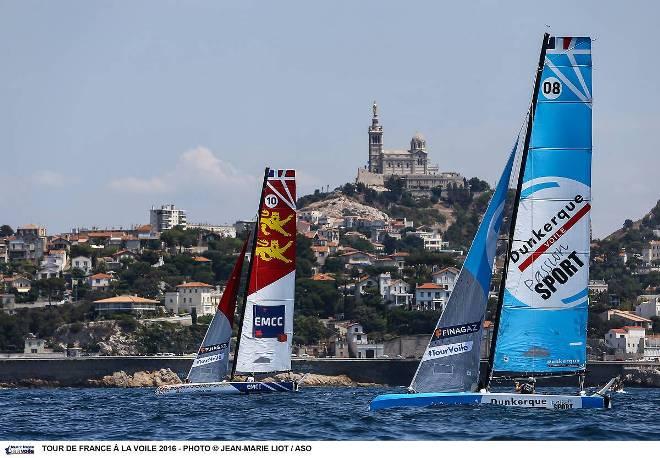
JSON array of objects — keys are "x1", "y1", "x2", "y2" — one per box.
[{"x1": 541, "y1": 77, "x2": 562, "y2": 99}]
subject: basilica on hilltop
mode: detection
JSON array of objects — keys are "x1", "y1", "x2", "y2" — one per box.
[{"x1": 356, "y1": 102, "x2": 465, "y2": 196}]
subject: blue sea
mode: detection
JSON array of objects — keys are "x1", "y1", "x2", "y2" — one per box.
[{"x1": 0, "y1": 387, "x2": 658, "y2": 440}]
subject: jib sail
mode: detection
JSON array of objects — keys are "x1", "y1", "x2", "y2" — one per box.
[
  {"x1": 187, "y1": 238, "x2": 249, "y2": 383},
  {"x1": 492, "y1": 36, "x2": 592, "y2": 375},
  {"x1": 235, "y1": 169, "x2": 296, "y2": 374},
  {"x1": 409, "y1": 142, "x2": 517, "y2": 393}
]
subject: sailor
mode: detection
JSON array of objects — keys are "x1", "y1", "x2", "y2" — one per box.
[
  {"x1": 516, "y1": 377, "x2": 536, "y2": 394},
  {"x1": 184, "y1": 377, "x2": 190, "y2": 384},
  {"x1": 246, "y1": 373, "x2": 255, "y2": 383}
]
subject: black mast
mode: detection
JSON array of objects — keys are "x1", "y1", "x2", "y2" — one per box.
[
  {"x1": 230, "y1": 167, "x2": 270, "y2": 380},
  {"x1": 486, "y1": 33, "x2": 550, "y2": 387}
]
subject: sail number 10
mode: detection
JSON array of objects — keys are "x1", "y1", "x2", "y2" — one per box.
[
  {"x1": 265, "y1": 194, "x2": 279, "y2": 208},
  {"x1": 541, "y1": 77, "x2": 562, "y2": 100}
]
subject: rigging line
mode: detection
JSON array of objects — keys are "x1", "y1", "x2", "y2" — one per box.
[{"x1": 487, "y1": 33, "x2": 551, "y2": 388}]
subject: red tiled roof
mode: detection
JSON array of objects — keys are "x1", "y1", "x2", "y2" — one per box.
[
  {"x1": 89, "y1": 273, "x2": 113, "y2": 280},
  {"x1": 94, "y1": 295, "x2": 159, "y2": 304},
  {"x1": 311, "y1": 273, "x2": 335, "y2": 281},
  {"x1": 417, "y1": 283, "x2": 443, "y2": 289},
  {"x1": 192, "y1": 256, "x2": 211, "y2": 262},
  {"x1": 177, "y1": 281, "x2": 214, "y2": 288}
]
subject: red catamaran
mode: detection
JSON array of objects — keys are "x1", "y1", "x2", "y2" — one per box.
[{"x1": 157, "y1": 168, "x2": 298, "y2": 395}]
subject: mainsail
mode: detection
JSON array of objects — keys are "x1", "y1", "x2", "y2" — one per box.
[
  {"x1": 409, "y1": 142, "x2": 517, "y2": 393},
  {"x1": 187, "y1": 238, "x2": 249, "y2": 383},
  {"x1": 235, "y1": 169, "x2": 296, "y2": 374},
  {"x1": 492, "y1": 36, "x2": 592, "y2": 375}
]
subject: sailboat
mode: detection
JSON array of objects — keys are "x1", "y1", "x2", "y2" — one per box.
[
  {"x1": 371, "y1": 34, "x2": 614, "y2": 410},
  {"x1": 156, "y1": 168, "x2": 299, "y2": 395}
]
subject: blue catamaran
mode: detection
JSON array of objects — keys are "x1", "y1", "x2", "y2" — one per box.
[{"x1": 371, "y1": 34, "x2": 615, "y2": 410}]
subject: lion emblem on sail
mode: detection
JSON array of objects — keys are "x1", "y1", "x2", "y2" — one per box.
[
  {"x1": 255, "y1": 239, "x2": 293, "y2": 263},
  {"x1": 260, "y1": 210, "x2": 292, "y2": 237}
]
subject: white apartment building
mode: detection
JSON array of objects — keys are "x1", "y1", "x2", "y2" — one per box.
[
  {"x1": 408, "y1": 231, "x2": 449, "y2": 252},
  {"x1": 165, "y1": 281, "x2": 222, "y2": 316},
  {"x1": 37, "y1": 250, "x2": 68, "y2": 279},
  {"x1": 605, "y1": 327, "x2": 646, "y2": 355},
  {"x1": 415, "y1": 283, "x2": 449, "y2": 311},
  {"x1": 378, "y1": 273, "x2": 412, "y2": 307},
  {"x1": 432, "y1": 267, "x2": 459, "y2": 292},
  {"x1": 71, "y1": 256, "x2": 93, "y2": 274},
  {"x1": 636, "y1": 295, "x2": 660, "y2": 319},
  {"x1": 345, "y1": 323, "x2": 384, "y2": 359},
  {"x1": 642, "y1": 240, "x2": 660, "y2": 264},
  {"x1": 186, "y1": 223, "x2": 237, "y2": 238},
  {"x1": 150, "y1": 204, "x2": 187, "y2": 232}
]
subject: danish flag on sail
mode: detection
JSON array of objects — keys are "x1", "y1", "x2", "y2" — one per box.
[{"x1": 235, "y1": 168, "x2": 296, "y2": 374}]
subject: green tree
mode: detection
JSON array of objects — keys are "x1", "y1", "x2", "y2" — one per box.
[{"x1": 0, "y1": 224, "x2": 14, "y2": 236}]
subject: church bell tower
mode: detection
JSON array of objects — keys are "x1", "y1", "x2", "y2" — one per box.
[{"x1": 368, "y1": 101, "x2": 383, "y2": 173}]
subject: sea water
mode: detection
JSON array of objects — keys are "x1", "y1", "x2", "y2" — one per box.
[{"x1": 0, "y1": 387, "x2": 658, "y2": 440}]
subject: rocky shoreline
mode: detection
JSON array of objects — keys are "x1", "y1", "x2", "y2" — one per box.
[{"x1": 0, "y1": 370, "x2": 381, "y2": 388}]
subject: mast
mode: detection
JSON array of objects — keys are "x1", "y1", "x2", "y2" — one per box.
[
  {"x1": 230, "y1": 167, "x2": 270, "y2": 380},
  {"x1": 487, "y1": 33, "x2": 550, "y2": 387}
]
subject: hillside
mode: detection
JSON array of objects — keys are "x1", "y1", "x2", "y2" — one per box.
[{"x1": 298, "y1": 177, "x2": 493, "y2": 251}]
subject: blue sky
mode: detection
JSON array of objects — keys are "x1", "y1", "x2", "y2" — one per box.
[{"x1": 1, "y1": 1, "x2": 657, "y2": 237}]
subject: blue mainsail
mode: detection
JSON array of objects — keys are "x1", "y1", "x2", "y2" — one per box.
[
  {"x1": 492, "y1": 37, "x2": 592, "y2": 374},
  {"x1": 409, "y1": 141, "x2": 517, "y2": 393}
]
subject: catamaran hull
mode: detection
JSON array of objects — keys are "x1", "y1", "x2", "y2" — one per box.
[
  {"x1": 370, "y1": 392, "x2": 609, "y2": 411},
  {"x1": 155, "y1": 381, "x2": 298, "y2": 396}
]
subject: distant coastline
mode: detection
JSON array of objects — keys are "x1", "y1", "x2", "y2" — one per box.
[{"x1": 1, "y1": 356, "x2": 658, "y2": 388}]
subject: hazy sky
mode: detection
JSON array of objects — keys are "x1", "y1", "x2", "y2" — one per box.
[{"x1": 1, "y1": 1, "x2": 657, "y2": 237}]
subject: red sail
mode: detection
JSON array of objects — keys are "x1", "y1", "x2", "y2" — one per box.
[
  {"x1": 248, "y1": 169, "x2": 297, "y2": 295},
  {"x1": 218, "y1": 237, "x2": 249, "y2": 326}
]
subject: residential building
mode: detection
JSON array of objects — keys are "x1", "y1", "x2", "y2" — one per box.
[
  {"x1": 644, "y1": 334, "x2": 660, "y2": 360},
  {"x1": 588, "y1": 279, "x2": 609, "y2": 294},
  {"x1": 408, "y1": 231, "x2": 449, "y2": 252},
  {"x1": 113, "y1": 249, "x2": 137, "y2": 262},
  {"x1": 9, "y1": 225, "x2": 47, "y2": 261},
  {"x1": 0, "y1": 240, "x2": 7, "y2": 263},
  {"x1": 605, "y1": 327, "x2": 646, "y2": 356},
  {"x1": 186, "y1": 223, "x2": 237, "y2": 238},
  {"x1": 93, "y1": 295, "x2": 160, "y2": 314},
  {"x1": 0, "y1": 293, "x2": 15, "y2": 310},
  {"x1": 415, "y1": 283, "x2": 448, "y2": 311},
  {"x1": 24, "y1": 333, "x2": 46, "y2": 354},
  {"x1": 636, "y1": 295, "x2": 660, "y2": 319},
  {"x1": 37, "y1": 250, "x2": 68, "y2": 279},
  {"x1": 345, "y1": 323, "x2": 384, "y2": 358},
  {"x1": 337, "y1": 250, "x2": 375, "y2": 267},
  {"x1": 317, "y1": 227, "x2": 340, "y2": 243},
  {"x1": 642, "y1": 240, "x2": 660, "y2": 264},
  {"x1": 311, "y1": 273, "x2": 335, "y2": 281},
  {"x1": 48, "y1": 237, "x2": 71, "y2": 252},
  {"x1": 150, "y1": 204, "x2": 187, "y2": 232},
  {"x1": 234, "y1": 220, "x2": 256, "y2": 236},
  {"x1": 311, "y1": 246, "x2": 330, "y2": 266},
  {"x1": 3, "y1": 275, "x2": 32, "y2": 293},
  {"x1": 165, "y1": 282, "x2": 222, "y2": 316},
  {"x1": 432, "y1": 266, "x2": 459, "y2": 293},
  {"x1": 378, "y1": 273, "x2": 412, "y2": 307},
  {"x1": 88, "y1": 273, "x2": 113, "y2": 290},
  {"x1": 71, "y1": 256, "x2": 93, "y2": 274},
  {"x1": 600, "y1": 309, "x2": 653, "y2": 330}
]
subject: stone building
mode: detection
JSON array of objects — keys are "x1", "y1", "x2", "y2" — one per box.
[{"x1": 357, "y1": 102, "x2": 465, "y2": 196}]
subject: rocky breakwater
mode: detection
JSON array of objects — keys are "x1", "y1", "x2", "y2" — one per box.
[
  {"x1": 261, "y1": 372, "x2": 380, "y2": 387},
  {"x1": 623, "y1": 367, "x2": 660, "y2": 387},
  {"x1": 87, "y1": 369, "x2": 181, "y2": 388}
]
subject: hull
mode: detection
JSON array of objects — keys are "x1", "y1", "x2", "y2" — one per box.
[
  {"x1": 370, "y1": 391, "x2": 608, "y2": 411},
  {"x1": 155, "y1": 380, "x2": 298, "y2": 396}
]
